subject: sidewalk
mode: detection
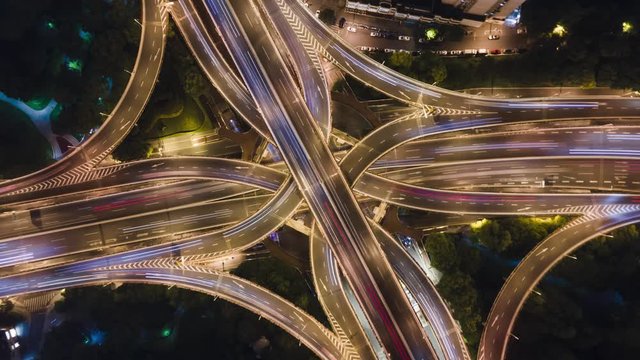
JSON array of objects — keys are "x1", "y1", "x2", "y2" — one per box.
[{"x1": 0, "y1": 93, "x2": 79, "y2": 160}]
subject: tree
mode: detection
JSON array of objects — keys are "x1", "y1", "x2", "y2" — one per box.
[
  {"x1": 388, "y1": 51, "x2": 413, "y2": 72},
  {"x1": 473, "y1": 219, "x2": 513, "y2": 253},
  {"x1": 111, "y1": 127, "x2": 150, "y2": 161},
  {"x1": 431, "y1": 63, "x2": 447, "y2": 84},
  {"x1": 423, "y1": 232, "x2": 458, "y2": 271},
  {"x1": 318, "y1": 9, "x2": 336, "y2": 26}
]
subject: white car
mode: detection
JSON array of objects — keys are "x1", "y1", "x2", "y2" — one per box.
[
  {"x1": 398, "y1": 35, "x2": 411, "y2": 41},
  {"x1": 384, "y1": 48, "x2": 396, "y2": 53},
  {"x1": 315, "y1": 9, "x2": 320, "y2": 17},
  {"x1": 347, "y1": 26, "x2": 357, "y2": 33}
]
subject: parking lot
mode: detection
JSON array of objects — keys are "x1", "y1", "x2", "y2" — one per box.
[{"x1": 305, "y1": 2, "x2": 529, "y2": 57}]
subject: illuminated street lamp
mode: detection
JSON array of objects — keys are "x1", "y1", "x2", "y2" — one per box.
[
  {"x1": 425, "y1": 28, "x2": 438, "y2": 41},
  {"x1": 552, "y1": 24, "x2": 567, "y2": 37},
  {"x1": 622, "y1": 21, "x2": 633, "y2": 33}
]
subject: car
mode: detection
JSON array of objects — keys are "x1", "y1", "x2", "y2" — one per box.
[
  {"x1": 360, "y1": 46, "x2": 369, "y2": 51},
  {"x1": 436, "y1": 50, "x2": 448, "y2": 55},
  {"x1": 338, "y1": 17, "x2": 346, "y2": 28},
  {"x1": 463, "y1": 49, "x2": 478, "y2": 55},
  {"x1": 503, "y1": 48, "x2": 515, "y2": 54},
  {"x1": 450, "y1": 50, "x2": 463, "y2": 56},
  {"x1": 398, "y1": 35, "x2": 411, "y2": 41},
  {"x1": 477, "y1": 48, "x2": 488, "y2": 55},
  {"x1": 488, "y1": 34, "x2": 500, "y2": 40},
  {"x1": 411, "y1": 51, "x2": 422, "y2": 56},
  {"x1": 370, "y1": 31, "x2": 379, "y2": 37},
  {"x1": 384, "y1": 48, "x2": 396, "y2": 53},
  {"x1": 490, "y1": 49, "x2": 501, "y2": 55},
  {"x1": 347, "y1": 26, "x2": 357, "y2": 33},
  {"x1": 315, "y1": 9, "x2": 320, "y2": 17}
]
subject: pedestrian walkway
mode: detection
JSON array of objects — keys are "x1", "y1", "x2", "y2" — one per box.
[{"x1": 0, "y1": 92, "x2": 79, "y2": 160}]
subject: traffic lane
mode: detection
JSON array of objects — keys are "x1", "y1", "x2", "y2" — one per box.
[
  {"x1": 0, "y1": 156, "x2": 285, "y2": 206},
  {"x1": 461, "y1": 86, "x2": 629, "y2": 99},
  {"x1": 310, "y1": 223, "x2": 377, "y2": 360},
  {"x1": 400, "y1": 211, "x2": 483, "y2": 233},
  {"x1": 0, "y1": 0, "x2": 166, "y2": 196},
  {"x1": 0, "y1": 181, "x2": 253, "y2": 240},
  {"x1": 171, "y1": 0, "x2": 273, "y2": 141},
  {"x1": 479, "y1": 208, "x2": 640, "y2": 360},
  {"x1": 0, "y1": 195, "x2": 271, "y2": 271},
  {"x1": 222, "y1": 1, "x2": 431, "y2": 358},
  {"x1": 379, "y1": 158, "x2": 638, "y2": 192},
  {"x1": 376, "y1": 126, "x2": 638, "y2": 168},
  {"x1": 259, "y1": 0, "x2": 331, "y2": 139},
  {"x1": 341, "y1": 109, "x2": 640, "y2": 187},
  {"x1": 0, "y1": 267, "x2": 344, "y2": 360},
  {"x1": 371, "y1": 221, "x2": 470, "y2": 360},
  {"x1": 355, "y1": 172, "x2": 640, "y2": 215}
]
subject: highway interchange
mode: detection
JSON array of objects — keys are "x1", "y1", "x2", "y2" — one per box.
[{"x1": 1, "y1": 0, "x2": 640, "y2": 359}]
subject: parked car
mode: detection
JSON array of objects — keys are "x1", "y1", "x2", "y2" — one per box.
[
  {"x1": 450, "y1": 50, "x2": 463, "y2": 56},
  {"x1": 338, "y1": 17, "x2": 346, "y2": 28},
  {"x1": 477, "y1": 48, "x2": 488, "y2": 55},
  {"x1": 488, "y1": 34, "x2": 500, "y2": 40},
  {"x1": 490, "y1": 49, "x2": 501, "y2": 55},
  {"x1": 436, "y1": 50, "x2": 448, "y2": 55},
  {"x1": 463, "y1": 49, "x2": 478, "y2": 55},
  {"x1": 347, "y1": 26, "x2": 357, "y2": 32},
  {"x1": 398, "y1": 35, "x2": 411, "y2": 41},
  {"x1": 384, "y1": 48, "x2": 396, "y2": 53},
  {"x1": 370, "y1": 31, "x2": 379, "y2": 37}
]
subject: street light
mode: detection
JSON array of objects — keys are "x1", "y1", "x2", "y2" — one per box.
[{"x1": 622, "y1": 21, "x2": 633, "y2": 34}]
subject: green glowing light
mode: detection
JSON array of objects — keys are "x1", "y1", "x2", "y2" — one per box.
[
  {"x1": 622, "y1": 21, "x2": 633, "y2": 33},
  {"x1": 46, "y1": 21, "x2": 55, "y2": 30},
  {"x1": 425, "y1": 28, "x2": 438, "y2": 41},
  {"x1": 67, "y1": 59, "x2": 83, "y2": 72},
  {"x1": 161, "y1": 328, "x2": 171, "y2": 337}
]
